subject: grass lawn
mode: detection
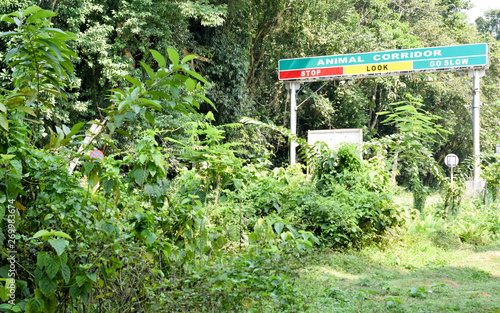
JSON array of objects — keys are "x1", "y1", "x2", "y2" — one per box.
[
  {"x1": 290, "y1": 241, "x2": 500, "y2": 312},
  {"x1": 284, "y1": 197, "x2": 500, "y2": 312}
]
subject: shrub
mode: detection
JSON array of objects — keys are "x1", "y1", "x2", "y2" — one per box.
[
  {"x1": 215, "y1": 144, "x2": 403, "y2": 248},
  {"x1": 451, "y1": 200, "x2": 500, "y2": 245},
  {"x1": 481, "y1": 154, "x2": 500, "y2": 204},
  {"x1": 309, "y1": 144, "x2": 403, "y2": 246}
]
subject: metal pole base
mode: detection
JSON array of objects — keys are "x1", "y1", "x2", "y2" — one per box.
[{"x1": 465, "y1": 180, "x2": 486, "y2": 197}]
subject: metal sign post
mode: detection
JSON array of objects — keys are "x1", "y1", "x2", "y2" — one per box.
[
  {"x1": 469, "y1": 69, "x2": 485, "y2": 184},
  {"x1": 445, "y1": 154, "x2": 459, "y2": 186},
  {"x1": 68, "y1": 119, "x2": 107, "y2": 174},
  {"x1": 286, "y1": 82, "x2": 301, "y2": 165}
]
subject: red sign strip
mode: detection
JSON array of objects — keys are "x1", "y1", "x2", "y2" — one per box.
[{"x1": 279, "y1": 66, "x2": 343, "y2": 80}]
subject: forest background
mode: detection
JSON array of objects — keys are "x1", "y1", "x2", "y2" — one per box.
[
  {"x1": 1, "y1": 0, "x2": 499, "y2": 167},
  {"x1": 1, "y1": 0, "x2": 500, "y2": 312}
]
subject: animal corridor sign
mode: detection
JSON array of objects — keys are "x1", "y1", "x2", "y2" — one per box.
[{"x1": 279, "y1": 43, "x2": 489, "y2": 81}]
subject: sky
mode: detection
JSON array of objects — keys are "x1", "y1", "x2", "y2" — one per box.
[{"x1": 466, "y1": 0, "x2": 500, "y2": 23}]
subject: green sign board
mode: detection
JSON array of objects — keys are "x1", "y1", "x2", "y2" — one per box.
[{"x1": 279, "y1": 43, "x2": 489, "y2": 81}]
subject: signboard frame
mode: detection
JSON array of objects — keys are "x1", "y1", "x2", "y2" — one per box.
[
  {"x1": 283, "y1": 44, "x2": 488, "y2": 190},
  {"x1": 307, "y1": 129, "x2": 363, "y2": 150}
]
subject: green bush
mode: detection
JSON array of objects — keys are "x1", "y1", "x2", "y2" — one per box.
[
  {"x1": 215, "y1": 144, "x2": 403, "y2": 248},
  {"x1": 451, "y1": 200, "x2": 500, "y2": 245},
  {"x1": 417, "y1": 198, "x2": 500, "y2": 248},
  {"x1": 308, "y1": 144, "x2": 403, "y2": 246},
  {"x1": 481, "y1": 154, "x2": 500, "y2": 203}
]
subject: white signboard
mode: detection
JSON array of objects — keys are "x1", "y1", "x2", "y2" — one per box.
[
  {"x1": 496, "y1": 145, "x2": 500, "y2": 155},
  {"x1": 308, "y1": 129, "x2": 363, "y2": 149}
]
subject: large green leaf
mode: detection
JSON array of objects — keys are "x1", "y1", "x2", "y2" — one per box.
[
  {"x1": 115, "y1": 129, "x2": 133, "y2": 138},
  {"x1": 185, "y1": 69, "x2": 208, "y2": 84},
  {"x1": 75, "y1": 275, "x2": 87, "y2": 287},
  {"x1": 181, "y1": 54, "x2": 197, "y2": 64},
  {"x1": 38, "y1": 39, "x2": 62, "y2": 59},
  {"x1": 4, "y1": 47, "x2": 19, "y2": 63},
  {"x1": 144, "y1": 111, "x2": 155, "y2": 125},
  {"x1": 59, "y1": 252, "x2": 68, "y2": 266},
  {"x1": 48, "y1": 238, "x2": 69, "y2": 256},
  {"x1": 10, "y1": 105, "x2": 35, "y2": 116},
  {"x1": 0, "y1": 15, "x2": 15, "y2": 23},
  {"x1": 274, "y1": 222, "x2": 285, "y2": 235},
  {"x1": 172, "y1": 74, "x2": 189, "y2": 82},
  {"x1": 53, "y1": 231, "x2": 72, "y2": 240},
  {"x1": 37, "y1": 251, "x2": 47, "y2": 268},
  {"x1": 186, "y1": 78, "x2": 196, "y2": 92},
  {"x1": 148, "y1": 91, "x2": 171, "y2": 100},
  {"x1": 0, "y1": 304, "x2": 12, "y2": 310},
  {"x1": 102, "y1": 179, "x2": 114, "y2": 194},
  {"x1": 69, "y1": 285, "x2": 80, "y2": 298},
  {"x1": 0, "y1": 113, "x2": 7, "y2": 131},
  {"x1": 139, "y1": 61, "x2": 155, "y2": 80},
  {"x1": 146, "y1": 233, "x2": 157, "y2": 246},
  {"x1": 150, "y1": 50, "x2": 166, "y2": 68},
  {"x1": 60, "y1": 264, "x2": 70, "y2": 284},
  {"x1": 0, "y1": 281, "x2": 7, "y2": 302},
  {"x1": 46, "y1": 296, "x2": 57, "y2": 313},
  {"x1": 12, "y1": 17, "x2": 20, "y2": 27},
  {"x1": 83, "y1": 162, "x2": 95, "y2": 176},
  {"x1": 86, "y1": 272, "x2": 97, "y2": 282},
  {"x1": 44, "y1": 255, "x2": 60, "y2": 279},
  {"x1": 138, "y1": 98, "x2": 162, "y2": 110},
  {"x1": 113, "y1": 114, "x2": 126, "y2": 127},
  {"x1": 32, "y1": 230, "x2": 51, "y2": 239},
  {"x1": 124, "y1": 76, "x2": 142, "y2": 89},
  {"x1": 22, "y1": 6, "x2": 42, "y2": 16},
  {"x1": 132, "y1": 169, "x2": 145, "y2": 185},
  {"x1": 167, "y1": 48, "x2": 179, "y2": 65},
  {"x1": 26, "y1": 10, "x2": 57, "y2": 23},
  {"x1": 102, "y1": 223, "x2": 116, "y2": 236},
  {"x1": 0, "y1": 31, "x2": 17, "y2": 38},
  {"x1": 25, "y1": 297, "x2": 44, "y2": 313},
  {"x1": 39, "y1": 276, "x2": 57, "y2": 297}
]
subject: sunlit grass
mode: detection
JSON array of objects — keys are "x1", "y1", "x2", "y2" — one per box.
[{"x1": 283, "y1": 197, "x2": 500, "y2": 313}]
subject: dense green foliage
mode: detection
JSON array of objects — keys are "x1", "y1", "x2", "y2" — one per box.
[
  {"x1": 216, "y1": 143, "x2": 402, "y2": 249},
  {"x1": 1, "y1": 1, "x2": 500, "y2": 312},
  {"x1": 1, "y1": 0, "x2": 499, "y2": 169}
]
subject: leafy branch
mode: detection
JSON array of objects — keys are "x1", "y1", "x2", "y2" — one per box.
[{"x1": 0, "y1": 6, "x2": 77, "y2": 134}]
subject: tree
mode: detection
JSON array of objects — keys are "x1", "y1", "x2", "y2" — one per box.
[
  {"x1": 0, "y1": 6, "x2": 76, "y2": 136},
  {"x1": 0, "y1": 6, "x2": 217, "y2": 310},
  {"x1": 476, "y1": 9, "x2": 500, "y2": 40},
  {"x1": 378, "y1": 94, "x2": 447, "y2": 210}
]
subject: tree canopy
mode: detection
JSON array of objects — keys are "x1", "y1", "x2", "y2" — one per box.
[{"x1": 1, "y1": 1, "x2": 500, "y2": 312}]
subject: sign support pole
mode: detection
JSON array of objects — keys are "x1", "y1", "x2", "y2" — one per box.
[
  {"x1": 286, "y1": 82, "x2": 301, "y2": 165},
  {"x1": 469, "y1": 69, "x2": 485, "y2": 184},
  {"x1": 445, "y1": 154, "x2": 459, "y2": 188}
]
